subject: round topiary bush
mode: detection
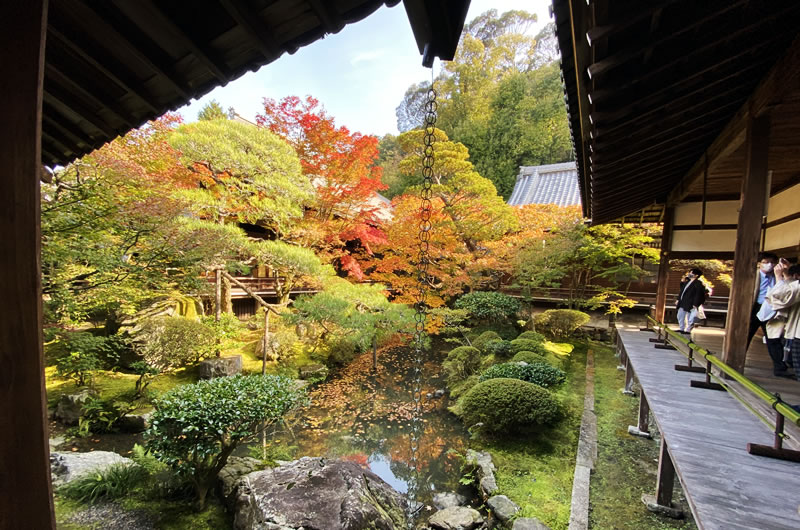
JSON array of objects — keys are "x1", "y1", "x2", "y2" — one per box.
[
  {"x1": 454, "y1": 291, "x2": 521, "y2": 323},
  {"x1": 472, "y1": 330, "x2": 502, "y2": 353},
  {"x1": 483, "y1": 339, "x2": 513, "y2": 359},
  {"x1": 512, "y1": 350, "x2": 565, "y2": 370},
  {"x1": 517, "y1": 330, "x2": 546, "y2": 343},
  {"x1": 510, "y1": 338, "x2": 546, "y2": 355},
  {"x1": 479, "y1": 362, "x2": 566, "y2": 388},
  {"x1": 534, "y1": 309, "x2": 590, "y2": 339},
  {"x1": 443, "y1": 346, "x2": 482, "y2": 385},
  {"x1": 459, "y1": 378, "x2": 560, "y2": 434}
]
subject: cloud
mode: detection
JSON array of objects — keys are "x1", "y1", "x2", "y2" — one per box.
[{"x1": 350, "y1": 49, "x2": 386, "y2": 66}]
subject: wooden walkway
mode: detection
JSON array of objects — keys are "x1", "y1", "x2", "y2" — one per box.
[{"x1": 617, "y1": 328, "x2": 800, "y2": 530}]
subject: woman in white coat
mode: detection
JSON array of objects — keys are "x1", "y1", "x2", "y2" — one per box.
[{"x1": 765, "y1": 260, "x2": 800, "y2": 380}]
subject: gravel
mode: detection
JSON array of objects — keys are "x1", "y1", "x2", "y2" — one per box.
[{"x1": 65, "y1": 502, "x2": 156, "y2": 530}]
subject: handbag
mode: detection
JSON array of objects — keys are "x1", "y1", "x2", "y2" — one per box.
[{"x1": 693, "y1": 305, "x2": 707, "y2": 324}]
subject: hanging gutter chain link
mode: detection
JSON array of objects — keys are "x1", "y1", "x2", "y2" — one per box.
[{"x1": 407, "y1": 86, "x2": 437, "y2": 529}]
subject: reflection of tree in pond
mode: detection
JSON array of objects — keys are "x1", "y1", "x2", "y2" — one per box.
[{"x1": 261, "y1": 339, "x2": 468, "y2": 502}]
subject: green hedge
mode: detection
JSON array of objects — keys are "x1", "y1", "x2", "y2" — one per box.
[
  {"x1": 479, "y1": 362, "x2": 566, "y2": 388},
  {"x1": 458, "y1": 378, "x2": 560, "y2": 434},
  {"x1": 534, "y1": 309, "x2": 590, "y2": 339},
  {"x1": 443, "y1": 346, "x2": 482, "y2": 385},
  {"x1": 472, "y1": 330, "x2": 502, "y2": 353},
  {"x1": 512, "y1": 349, "x2": 565, "y2": 370},
  {"x1": 516, "y1": 330, "x2": 546, "y2": 343},
  {"x1": 455, "y1": 291, "x2": 520, "y2": 322},
  {"x1": 510, "y1": 338, "x2": 546, "y2": 355}
]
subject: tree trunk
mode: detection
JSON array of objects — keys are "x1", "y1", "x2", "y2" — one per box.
[
  {"x1": 222, "y1": 275, "x2": 233, "y2": 314},
  {"x1": 215, "y1": 268, "x2": 222, "y2": 357},
  {"x1": 193, "y1": 481, "x2": 210, "y2": 512}
]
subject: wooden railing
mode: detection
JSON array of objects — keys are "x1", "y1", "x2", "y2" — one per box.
[{"x1": 644, "y1": 316, "x2": 800, "y2": 462}]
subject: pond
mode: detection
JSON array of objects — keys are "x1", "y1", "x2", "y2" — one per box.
[{"x1": 246, "y1": 338, "x2": 470, "y2": 505}]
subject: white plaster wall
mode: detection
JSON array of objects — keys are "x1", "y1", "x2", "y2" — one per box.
[
  {"x1": 671, "y1": 229, "x2": 737, "y2": 252},
  {"x1": 765, "y1": 219, "x2": 800, "y2": 252},
  {"x1": 673, "y1": 200, "x2": 740, "y2": 225},
  {"x1": 767, "y1": 182, "x2": 800, "y2": 223}
]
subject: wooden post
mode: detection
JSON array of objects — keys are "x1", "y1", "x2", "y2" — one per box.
[
  {"x1": 623, "y1": 360, "x2": 635, "y2": 395},
  {"x1": 722, "y1": 113, "x2": 770, "y2": 373},
  {"x1": 654, "y1": 207, "x2": 674, "y2": 323},
  {"x1": 628, "y1": 391, "x2": 652, "y2": 438},
  {"x1": 215, "y1": 268, "x2": 222, "y2": 321},
  {"x1": 0, "y1": 1, "x2": 55, "y2": 527},
  {"x1": 655, "y1": 438, "x2": 676, "y2": 506}
]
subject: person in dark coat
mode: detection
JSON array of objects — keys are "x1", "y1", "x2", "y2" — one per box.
[{"x1": 676, "y1": 268, "x2": 707, "y2": 334}]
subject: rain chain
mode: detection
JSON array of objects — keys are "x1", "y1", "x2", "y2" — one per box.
[{"x1": 407, "y1": 85, "x2": 437, "y2": 529}]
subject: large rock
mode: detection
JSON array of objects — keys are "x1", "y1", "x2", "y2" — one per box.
[
  {"x1": 298, "y1": 363, "x2": 329, "y2": 381},
  {"x1": 487, "y1": 495, "x2": 520, "y2": 524},
  {"x1": 465, "y1": 449, "x2": 498, "y2": 498},
  {"x1": 218, "y1": 456, "x2": 263, "y2": 510},
  {"x1": 233, "y1": 457, "x2": 406, "y2": 529},
  {"x1": 512, "y1": 517, "x2": 551, "y2": 530},
  {"x1": 50, "y1": 451, "x2": 133, "y2": 486},
  {"x1": 198, "y1": 355, "x2": 242, "y2": 379},
  {"x1": 428, "y1": 506, "x2": 484, "y2": 530},
  {"x1": 433, "y1": 491, "x2": 468, "y2": 510},
  {"x1": 55, "y1": 390, "x2": 91, "y2": 425},
  {"x1": 116, "y1": 412, "x2": 152, "y2": 433}
]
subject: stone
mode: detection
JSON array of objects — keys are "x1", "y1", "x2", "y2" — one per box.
[
  {"x1": 218, "y1": 456, "x2": 263, "y2": 510},
  {"x1": 50, "y1": 451, "x2": 133, "y2": 486},
  {"x1": 487, "y1": 495, "x2": 519, "y2": 523},
  {"x1": 428, "y1": 506, "x2": 483, "y2": 530},
  {"x1": 512, "y1": 517, "x2": 552, "y2": 530},
  {"x1": 116, "y1": 412, "x2": 152, "y2": 433},
  {"x1": 55, "y1": 390, "x2": 91, "y2": 425},
  {"x1": 466, "y1": 450, "x2": 498, "y2": 498},
  {"x1": 198, "y1": 355, "x2": 242, "y2": 379},
  {"x1": 641, "y1": 494, "x2": 684, "y2": 519},
  {"x1": 233, "y1": 457, "x2": 406, "y2": 530},
  {"x1": 298, "y1": 363, "x2": 329, "y2": 381},
  {"x1": 434, "y1": 389, "x2": 446, "y2": 398},
  {"x1": 49, "y1": 436, "x2": 65, "y2": 452},
  {"x1": 432, "y1": 491, "x2": 468, "y2": 510}
]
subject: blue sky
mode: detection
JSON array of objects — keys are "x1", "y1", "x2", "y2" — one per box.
[{"x1": 178, "y1": 0, "x2": 552, "y2": 137}]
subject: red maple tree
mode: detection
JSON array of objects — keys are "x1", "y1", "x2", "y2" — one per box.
[{"x1": 257, "y1": 95, "x2": 387, "y2": 279}]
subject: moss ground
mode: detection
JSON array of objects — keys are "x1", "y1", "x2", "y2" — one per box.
[
  {"x1": 590, "y1": 342, "x2": 697, "y2": 529},
  {"x1": 474, "y1": 340, "x2": 586, "y2": 530}
]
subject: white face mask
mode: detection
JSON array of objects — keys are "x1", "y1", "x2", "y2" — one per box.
[{"x1": 761, "y1": 263, "x2": 774, "y2": 273}]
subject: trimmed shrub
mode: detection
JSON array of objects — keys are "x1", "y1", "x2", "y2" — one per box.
[
  {"x1": 443, "y1": 346, "x2": 482, "y2": 385},
  {"x1": 136, "y1": 316, "x2": 216, "y2": 371},
  {"x1": 517, "y1": 330, "x2": 546, "y2": 343},
  {"x1": 455, "y1": 292, "x2": 520, "y2": 323},
  {"x1": 534, "y1": 309, "x2": 590, "y2": 339},
  {"x1": 484, "y1": 339, "x2": 513, "y2": 359},
  {"x1": 449, "y1": 374, "x2": 480, "y2": 401},
  {"x1": 146, "y1": 374, "x2": 306, "y2": 510},
  {"x1": 512, "y1": 350, "x2": 565, "y2": 370},
  {"x1": 458, "y1": 378, "x2": 560, "y2": 434},
  {"x1": 510, "y1": 338, "x2": 546, "y2": 355},
  {"x1": 471, "y1": 330, "x2": 502, "y2": 353},
  {"x1": 479, "y1": 362, "x2": 566, "y2": 388}
]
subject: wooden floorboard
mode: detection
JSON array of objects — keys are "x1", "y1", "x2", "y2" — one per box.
[{"x1": 617, "y1": 329, "x2": 800, "y2": 530}]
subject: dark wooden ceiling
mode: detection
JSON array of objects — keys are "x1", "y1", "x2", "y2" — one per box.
[
  {"x1": 552, "y1": 0, "x2": 800, "y2": 224},
  {"x1": 41, "y1": 0, "x2": 469, "y2": 167}
]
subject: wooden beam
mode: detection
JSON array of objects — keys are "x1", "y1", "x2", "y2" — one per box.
[
  {"x1": 219, "y1": 0, "x2": 281, "y2": 60},
  {"x1": 43, "y1": 85, "x2": 117, "y2": 138},
  {"x1": 144, "y1": 0, "x2": 229, "y2": 84},
  {"x1": 723, "y1": 114, "x2": 771, "y2": 373},
  {"x1": 669, "y1": 33, "x2": 800, "y2": 205},
  {"x1": 45, "y1": 63, "x2": 133, "y2": 128},
  {"x1": 0, "y1": 0, "x2": 55, "y2": 527},
  {"x1": 655, "y1": 207, "x2": 673, "y2": 323},
  {"x1": 307, "y1": 0, "x2": 345, "y2": 34},
  {"x1": 655, "y1": 438, "x2": 676, "y2": 507}
]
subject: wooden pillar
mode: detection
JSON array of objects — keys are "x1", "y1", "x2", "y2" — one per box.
[
  {"x1": 654, "y1": 207, "x2": 674, "y2": 323},
  {"x1": 637, "y1": 393, "x2": 650, "y2": 433},
  {"x1": 722, "y1": 114, "x2": 770, "y2": 373},
  {"x1": 655, "y1": 438, "x2": 676, "y2": 507},
  {"x1": 0, "y1": 1, "x2": 55, "y2": 528}
]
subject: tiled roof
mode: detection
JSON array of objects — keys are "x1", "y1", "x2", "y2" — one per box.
[{"x1": 507, "y1": 162, "x2": 581, "y2": 207}]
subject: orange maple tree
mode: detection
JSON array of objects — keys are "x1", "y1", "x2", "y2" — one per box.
[{"x1": 257, "y1": 95, "x2": 387, "y2": 279}]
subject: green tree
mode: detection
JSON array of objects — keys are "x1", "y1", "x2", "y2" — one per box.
[
  {"x1": 248, "y1": 240, "x2": 329, "y2": 305},
  {"x1": 169, "y1": 120, "x2": 313, "y2": 235},
  {"x1": 197, "y1": 99, "x2": 227, "y2": 121},
  {"x1": 146, "y1": 375, "x2": 306, "y2": 510}
]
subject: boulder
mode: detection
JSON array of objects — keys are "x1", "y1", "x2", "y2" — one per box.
[
  {"x1": 198, "y1": 355, "x2": 242, "y2": 379},
  {"x1": 428, "y1": 506, "x2": 484, "y2": 530},
  {"x1": 298, "y1": 363, "x2": 329, "y2": 381},
  {"x1": 55, "y1": 390, "x2": 92, "y2": 425},
  {"x1": 234, "y1": 457, "x2": 406, "y2": 529},
  {"x1": 116, "y1": 412, "x2": 152, "y2": 433},
  {"x1": 218, "y1": 456, "x2": 263, "y2": 510},
  {"x1": 487, "y1": 495, "x2": 520, "y2": 524},
  {"x1": 433, "y1": 491, "x2": 468, "y2": 510},
  {"x1": 50, "y1": 451, "x2": 133, "y2": 486},
  {"x1": 465, "y1": 450, "x2": 498, "y2": 498},
  {"x1": 434, "y1": 389, "x2": 446, "y2": 398},
  {"x1": 512, "y1": 517, "x2": 551, "y2": 530}
]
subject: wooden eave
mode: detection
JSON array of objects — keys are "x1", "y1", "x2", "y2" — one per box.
[{"x1": 552, "y1": 0, "x2": 800, "y2": 225}]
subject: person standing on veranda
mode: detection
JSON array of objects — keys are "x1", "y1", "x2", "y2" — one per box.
[
  {"x1": 676, "y1": 268, "x2": 706, "y2": 334},
  {"x1": 747, "y1": 252, "x2": 778, "y2": 351},
  {"x1": 765, "y1": 260, "x2": 800, "y2": 380}
]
